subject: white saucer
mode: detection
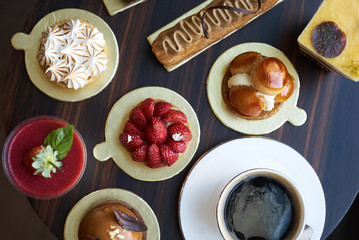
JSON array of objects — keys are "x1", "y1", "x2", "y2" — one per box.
[{"x1": 179, "y1": 137, "x2": 325, "y2": 240}]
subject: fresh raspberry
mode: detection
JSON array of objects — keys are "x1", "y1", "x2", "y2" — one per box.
[
  {"x1": 160, "y1": 144, "x2": 179, "y2": 166},
  {"x1": 132, "y1": 144, "x2": 149, "y2": 162},
  {"x1": 144, "y1": 117, "x2": 168, "y2": 144},
  {"x1": 166, "y1": 137, "x2": 187, "y2": 153},
  {"x1": 161, "y1": 109, "x2": 187, "y2": 123},
  {"x1": 123, "y1": 121, "x2": 144, "y2": 139},
  {"x1": 153, "y1": 101, "x2": 173, "y2": 117},
  {"x1": 147, "y1": 144, "x2": 162, "y2": 168},
  {"x1": 167, "y1": 123, "x2": 192, "y2": 142},
  {"x1": 119, "y1": 133, "x2": 144, "y2": 152},
  {"x1": 23, "y1": 145, "x2": 43, "y2": 175},
  {"x1": 129, "y1": 106, "x2": 146, "y2": 131},
  {"x1": 140, "y1": 98, "x2": 155, "y2": 121}
]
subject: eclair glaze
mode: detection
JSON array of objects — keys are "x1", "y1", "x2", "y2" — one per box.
[{"x1": 151, "y1": 0, "x2": 280, "y2": 67}]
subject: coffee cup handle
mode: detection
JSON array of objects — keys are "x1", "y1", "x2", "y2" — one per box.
[{"x1": 298, "y1": 225, "x2": 313, "y2": 240}]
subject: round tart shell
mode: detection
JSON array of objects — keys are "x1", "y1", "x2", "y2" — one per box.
[{"x1": 11, "y1": 8, "x2": 119, "y2": 102}]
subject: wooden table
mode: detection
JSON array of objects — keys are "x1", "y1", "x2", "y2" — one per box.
[{"x1": 3, "y1": 0, "x2": 359, "y2": 239}]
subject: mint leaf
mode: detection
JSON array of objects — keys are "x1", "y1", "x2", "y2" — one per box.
[{"x1": 44, "y1": 125, "x2": 74, "y2": 160}]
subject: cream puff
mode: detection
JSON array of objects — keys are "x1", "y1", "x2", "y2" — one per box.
[{"x1": 224, "y1": 51, "x2": 294, "y2": 120}]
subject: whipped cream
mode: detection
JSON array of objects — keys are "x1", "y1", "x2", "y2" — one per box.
[
  {"x1": 229, "y1": 73, "x2": 276, "y2": 111},
  {"x1": 37, "y1": 19, "x2": 108, "y2": 89}
]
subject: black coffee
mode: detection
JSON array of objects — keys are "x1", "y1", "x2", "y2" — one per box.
[{"x1": 224, "y1": 176, "x2": 293, "y2": 240}]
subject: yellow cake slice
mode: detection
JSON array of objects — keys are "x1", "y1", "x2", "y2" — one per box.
[{"x1": 298, "y1": 0, "x2": 359, "y2": 81}]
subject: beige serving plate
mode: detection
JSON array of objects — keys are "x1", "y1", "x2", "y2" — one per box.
[
  {"x1": 147, "y1": 0, "x2": 283, "y2": 72},
  {"x1": 93, "y1": 86, "x2": 201, "y2": 181},
  {"x1": 207, "y1": 42, "x2": 307, "y2": 135},
  {"x1": 103, "y1": 0, "x2": 146, "y2": 16},
  {"x1": 64, "y1": 188, "x2": 160, "y2": 240},
  {"x1": 11, "y1": 8, "x2": 119, "y2": 102}
]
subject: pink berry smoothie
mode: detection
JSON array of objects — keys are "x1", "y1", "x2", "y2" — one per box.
[{"x1": 2, "y1": 116, "x2": 87, "y2": 199}]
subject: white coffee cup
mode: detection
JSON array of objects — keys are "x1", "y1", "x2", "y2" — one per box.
[{"x1": 216, "y1": 168, "x2": 308, "y2": 240}]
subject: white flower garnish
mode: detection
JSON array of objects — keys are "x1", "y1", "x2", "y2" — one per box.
[{"x1": 32, "y1": 145, "x2": 62, "y2": 178}]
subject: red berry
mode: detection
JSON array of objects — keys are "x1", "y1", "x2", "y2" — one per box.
[
  {"x1": 166, "y1": 137, "x2": 187, "y2": 153},
  {"x1": 140, "y1": 98, "x2": 155, "y2": 121},
  {"x1": 147, "y1": 144, "x2": 162, "y2": 168},
  {"x1": 123, "y1": 121, "x2": 144, "y2": 139},
  {"x1": 160, "y1": 144, "x2": 179, "y2": 166},
  {"x1": 161, "y1": 109, "x2": 187, "y2": 123},
  {"x1": 23, "y1": 145, "x2": 43, "y2": 175},
  {"x1": 132, "y1": 144, "x2": 149, "y2": 162},
  {"x1": 153, "y1": 101, "x2": 173, "y2": 117},
  {"x1": 119, "y1": 133, "x2": 144, "y2": 152},
  {"x1": 144, "y1": 117, "x2": 168, "y2": 144},
  {"x1": 167, "y1": 123, "x2": 192, "y2": 142},
  {"x1": 129, "y1": 107, "x2": 146, "y2": 131}
]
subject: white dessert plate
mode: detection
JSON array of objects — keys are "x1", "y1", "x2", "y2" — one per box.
[
  {"x1": 93, "y1": 86, "x2": 201, "y2": 181},
  {"x1": 179, "y1": 137, "x2": 325, "y2": 240},
  {"x1": 207, "y1": 42, "x2": 307, "y2": 135},
  {"x1": 103, "y1": 0, "x2": 146, "y2": 16},
  {"x1": 11, "y1": 8, "x2": 119, "y2": 102},
  {"x1": 64, "y1": 188, "x2": 160, "y2": 239}
]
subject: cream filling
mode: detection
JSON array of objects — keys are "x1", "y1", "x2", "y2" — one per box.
[{"x1": 228, "y1": 73, "x2": 275, "y2": 111}]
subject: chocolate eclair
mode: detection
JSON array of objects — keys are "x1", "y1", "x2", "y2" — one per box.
[
  {"x1": 78, "y1": 200, "x2": 148, "y2": 240},
  {"x1": 151, "y1": 0, "x2": 281, "y2": 68}
]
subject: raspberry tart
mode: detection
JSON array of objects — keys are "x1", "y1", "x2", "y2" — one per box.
[
  {"x1": 119, "y1": 98, "x2": 193, "y2": 169},
  {"x1": 93, "y1": 87, "x2": 200, "y2": 181}
]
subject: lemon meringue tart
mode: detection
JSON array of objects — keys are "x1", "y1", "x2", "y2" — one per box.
[{"x1": 37, "y1": 19, "x2": 108, "y2": 90}]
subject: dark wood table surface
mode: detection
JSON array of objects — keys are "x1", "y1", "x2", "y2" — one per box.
[{"x1": 3, "y1": 0, "x2": 359, "y2": 239}]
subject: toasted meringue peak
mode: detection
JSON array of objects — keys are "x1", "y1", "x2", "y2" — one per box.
[
  {"x1": 60, "y1": 38, "x2": 87, "y2": 64},
  {"x1": 80, "y1": 26, "x2": 106, "y2": 52},
  {"x1": 83, "y1": 49, "x2": 108, "y2": 77},
  {"x1": 45, "y1": 59, "x2": 69, "y2": 82},
  {"x1": 37, "y1": 43, "x2": 59, "y2": 67},
  {"x1": 40, "y1": 25, "x2": 66, "y2": 47},
  {"x1": 63, "y1": 65, "x2": 89, "y2": 90},
  {"x1": 63, "y1": 19, "x2": 87, "y2": 39}
]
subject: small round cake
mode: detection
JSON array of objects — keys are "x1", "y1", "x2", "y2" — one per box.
[
  {"x1": 37, "y1": 19, "x2": 108, "y2": 90},
  {"x1": 78, "y1": 201, "x2": 147, "y2": 240}
]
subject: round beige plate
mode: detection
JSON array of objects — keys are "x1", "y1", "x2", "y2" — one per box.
[
  {"x1": 207, "y1": 42, "x2": 307, "y2": 135},
  {"x1": 93, "y1": 86, "x2": 201, "y2": 181},
  {"x1": 63, "y1": 188, "x2": 160, "y2": 240},
  {"x1": 11, "y1": 8, "x2": 119, "y2": 102}
]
